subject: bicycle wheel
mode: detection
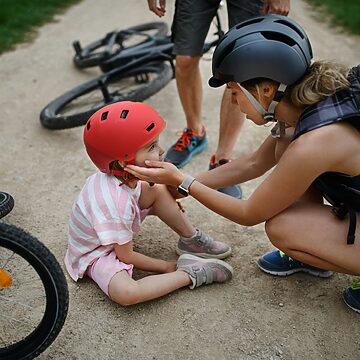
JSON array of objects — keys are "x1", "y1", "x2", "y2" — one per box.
[
  {"x1": 0, "y1": 223, "x2": 69, "y2": 360},
  {"x1": 73, "y1": 22, "x2": 168, "y2": 69},
  {"x1": 0, "y1": 193, "x2": 14, "y2": 219},
  {"x1": 99, "y1": 36, "x2": 173, "y2": 73},
  {"x1": 40, "y1": 62, "x2": 173, "y2": 130}
]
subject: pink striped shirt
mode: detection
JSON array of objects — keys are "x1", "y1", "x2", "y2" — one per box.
[{"x1": 64, "y1": 172, "x2": 144, "y2": 281}]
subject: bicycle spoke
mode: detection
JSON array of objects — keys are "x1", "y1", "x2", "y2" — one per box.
[
  {"x1": 0, "y1": 246, "x2": 46, "y2": 347},
  {"x1": 0, "y1": 294, "x2": 46, "y2": 312}
]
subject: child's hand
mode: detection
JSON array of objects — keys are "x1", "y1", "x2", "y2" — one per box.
[{"x1": 125, "y1": 160, "x2": 185, "y2": 187}]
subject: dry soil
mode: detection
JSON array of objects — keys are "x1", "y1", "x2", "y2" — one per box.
[{"x1": 0, "y1": 1, "x2": 359, "y2": 359}]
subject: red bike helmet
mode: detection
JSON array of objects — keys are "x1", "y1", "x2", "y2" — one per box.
[{"x1": 84, "y1": 101, "x2": 166, "y2": 174}]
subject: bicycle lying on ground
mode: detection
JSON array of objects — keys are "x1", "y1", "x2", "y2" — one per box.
[
  {"x1": 0, "y1": 191, "x2": 69, "y2": 360},
  {"x1": 40, "y1": 13, "x2": 224, "y2": 130}
]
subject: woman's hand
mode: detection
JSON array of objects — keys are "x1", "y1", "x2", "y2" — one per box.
[{"x1": 125, "y1": 160, "x2": 185, "y2": 187}]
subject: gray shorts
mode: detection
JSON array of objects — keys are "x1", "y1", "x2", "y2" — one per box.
[{"x1": 172, "y1": 0, "x2": 264, "y2": 56}]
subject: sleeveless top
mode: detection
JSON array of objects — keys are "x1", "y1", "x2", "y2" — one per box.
[{"x1": 292, "y1": 65, "x2": 360, "y2": 244}]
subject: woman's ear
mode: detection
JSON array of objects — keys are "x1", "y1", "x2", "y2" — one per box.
[{"x1": 260, "y1": 81, "x2": 278, "y2": 100}]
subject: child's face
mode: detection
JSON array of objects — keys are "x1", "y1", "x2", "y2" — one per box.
[{"x1": 134, "y1": 136, "x2": 164, "y2": 167}]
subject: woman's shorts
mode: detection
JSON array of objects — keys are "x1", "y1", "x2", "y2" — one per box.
[
  {"x1": 86, "y1": 251, "x2": 134, "y2": 297},
  {"x1": 172, "y1": 0, "x2": 264, "y2": 56}
]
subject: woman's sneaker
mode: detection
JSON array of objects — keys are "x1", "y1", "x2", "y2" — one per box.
[
  {"x1": 256, "y1": 250, "x2": 333, "y2": 278},
  {"x1": 177, "y1": 229, "x2": 231, "y2": 259},
  {"x1": 343, "y1": 280, "x2": 360, "y2": 314},
  {"x1": 177, "y1": 254, "x2": 233, "y2": 289}
]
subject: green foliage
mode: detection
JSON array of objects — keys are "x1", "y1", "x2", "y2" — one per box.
[
  {"x1": 306, "y1": 0, "x2": 360, "y2": 35},
  {"x1": 0, "y1": 0, "x2": 82, "y2": 54}
]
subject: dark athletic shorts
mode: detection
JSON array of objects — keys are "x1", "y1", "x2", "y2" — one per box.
[{"x1": 172, "y1": 0, "x2": 264, "y2": 56}]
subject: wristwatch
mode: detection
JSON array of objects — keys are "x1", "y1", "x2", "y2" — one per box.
[{"x1": 177, "y1": 176, "x2": 195, "y2": 197}]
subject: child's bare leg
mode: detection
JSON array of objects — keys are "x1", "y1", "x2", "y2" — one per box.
[
  {"x1": 108, "y1": 270, "x2": 191, "y2": 306},
  {"x1": 140, "y1": 183, "x2": 196, "y2": 238}
]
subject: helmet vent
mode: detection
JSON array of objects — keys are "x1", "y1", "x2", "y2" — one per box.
[
  {"x1": 274, "y1": 19, "x2": 305, "y2": 39},
  {"x1": 120, "y1": 110, "x2": 129, "y2": 119},
  {"x1": 87, "y1": 121, "x2": 91, "y2": 130},
  {"x1": 101, "y1": 111, "x2": 108, "y2": 121},
  {"x1": 261, "y1": 31, "x2": 296, "y2": 47},
  {"x1": 146, "y1": 123, "x2": 155, "y2": 132},
  {"x1": 235, "y1": 17, "x2": 263, "y2": 29}
]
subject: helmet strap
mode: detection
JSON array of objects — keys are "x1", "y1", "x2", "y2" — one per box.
[
  {"x1": 240, "y1": 83, "x2": 287, "y2": 137},
  {"x1": 110, "y1": 160, "x2": 138, "y2": 186}
]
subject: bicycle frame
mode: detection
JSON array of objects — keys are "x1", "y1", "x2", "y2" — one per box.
[
  {"x1": 40, "y1": 11, "x2": 225, "y2": 130},
  {"x1": 93, "y1": 12, "x2": 224, "y2": 99}
]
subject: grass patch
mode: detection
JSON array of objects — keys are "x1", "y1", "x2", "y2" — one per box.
[
  {"x1": 306, "y1": 0, "x2": 360, "y2": 35},
  {"x1": 0, "y1": 0, "x2": 83, "y2": 54}
]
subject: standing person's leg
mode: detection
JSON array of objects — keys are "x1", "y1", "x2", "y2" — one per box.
[
  {"x1": 164, "y1": 0, "x2": 220, "y2": 168},
  {"x1": 216, "y1": 89, "x2": 245, "y2": 162},
  {"x1": 209, "y1": 89, "x2": 245, "y2": 198},
  {"x1": 209, "y1": 0, "x2": 265, "y2": 199},
  {"x1": 175, "y1": 55, "x2": 203, "y2": 135}
]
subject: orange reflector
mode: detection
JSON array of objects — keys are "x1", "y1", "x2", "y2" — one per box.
[{"x1": 0, "y1": 268, "x2": 13, "y2": 288}]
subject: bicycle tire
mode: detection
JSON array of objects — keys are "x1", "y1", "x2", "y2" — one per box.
[
  {"x1": 0, "y1": 192, "x2": 14, "y2": 219},
  {"x1": 40, "y1": 62, "x2": 173, "y2": 130},
  {"x1": 0, "y1": 223, "x2": 69, "y2": 360},
  {"x1": 73, "y1": 22, "x2": 168, "y2": 69},
  {"x1": 99, "y1": 36, "x2": 173, "y2": 73}
]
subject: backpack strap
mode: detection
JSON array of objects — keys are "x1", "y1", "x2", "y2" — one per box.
[{"x1": 332, "y1": 205, "x2": 356, "y2": 245}]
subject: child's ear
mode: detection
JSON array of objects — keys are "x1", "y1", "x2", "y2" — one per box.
[{"x1": 117, "y1": 160, "x2": 127, "y2": 169}]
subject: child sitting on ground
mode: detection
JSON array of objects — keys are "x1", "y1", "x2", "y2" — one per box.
[{"x1": 64, "y1": 101, "x2": 233, "y2": 305}]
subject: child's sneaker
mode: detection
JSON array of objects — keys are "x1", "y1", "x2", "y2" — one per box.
[
  {"x1": 177, "y1": 229, "x2": 231, "y2": 259},
  {"x1": 343, "y1": 280, "x2": 360, "y2": 314},
  {"x1": 256, "y1": 250, "x2": 333, "y2": 278},
  {"x1": 164, "y1": 127, "x2": 208, "y2": 168},
  {"x1": 177, "y1": 254, "x2": 233, "y2": 289}
]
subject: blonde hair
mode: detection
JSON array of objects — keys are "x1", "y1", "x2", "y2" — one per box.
[{"x1": 290, "y1": 61, "x2": 350, "y2": 106}]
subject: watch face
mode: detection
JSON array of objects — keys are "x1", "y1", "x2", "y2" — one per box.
[{"x1": 177, "y1": 186, "x2": 189, "y2": 197}]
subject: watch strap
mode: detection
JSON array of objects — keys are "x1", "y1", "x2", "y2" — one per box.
[{"x1": 178, "y1": 175, "x2": 195, "y2": 196}]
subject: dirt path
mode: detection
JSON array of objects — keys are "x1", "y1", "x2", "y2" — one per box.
[{"x1": 0, "y1": 1, "x2": 359, "y2": 359}]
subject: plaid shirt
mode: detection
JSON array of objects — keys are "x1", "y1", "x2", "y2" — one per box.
[
  {"x1": 293, "y1": 64, "x2": 360, "y2": 140},
  {"x1": 292, "y1": 65, "x2": 360, "y2": 244}
]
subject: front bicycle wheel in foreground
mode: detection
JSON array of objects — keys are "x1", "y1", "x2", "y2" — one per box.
[
  {"x1": 0, "y1": 223, "x2": 69, "y2": 360},
  {"x1": 40, "y1": 62, "x2": 172, "y2": 130}
]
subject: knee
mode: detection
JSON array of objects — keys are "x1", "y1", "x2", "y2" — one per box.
[
  {"x1": 265, "y1": 212, "x2": 290, "y2": 250},
  {"x1": 109, "y1": 284, "x2": 140, "y2": 306},
  {"x1": 175, "y1": 55, "x2": 200, "y2": 75}
]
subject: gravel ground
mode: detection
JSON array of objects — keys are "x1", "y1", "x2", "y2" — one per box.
[{"x1": 0, "y1": 0, "x2": 359, "y2": 359}]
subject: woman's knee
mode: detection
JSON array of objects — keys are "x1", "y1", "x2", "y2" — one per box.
[
  {"x1": 265, "y1": 210, "x2": 296, "y2": 249},
  {"x1": 265, "y1": 216, "x2": 283, "y2": 248}
]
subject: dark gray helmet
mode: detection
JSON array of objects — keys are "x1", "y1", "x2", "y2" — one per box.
[{"x1": 208, "y1": 14, "x2": 313, "y2": 88}]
